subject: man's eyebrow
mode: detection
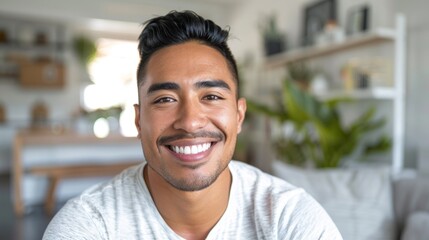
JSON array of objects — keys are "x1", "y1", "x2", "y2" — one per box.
[
  {"x1": 195, "y1": 80, "x2": 231, "y2": 91},
  {"x1": 147, "y1": 82, "x2": 180, "y2": 94}
]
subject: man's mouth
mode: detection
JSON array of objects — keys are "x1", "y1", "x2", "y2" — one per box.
[
  {"x1": 159, "y1": 131, "x2": 224, "y2": 159},
  {"x1": 168, "y1": 142, "x2": 212, "y2": 155}
]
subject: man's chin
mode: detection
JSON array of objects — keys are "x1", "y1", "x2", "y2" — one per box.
[
  {"x1": 161, "y1": 164, "x2": 226, "y2": 192},
  {"x1": 166, "y1": 175, "x2": 217, "y2": 192}
]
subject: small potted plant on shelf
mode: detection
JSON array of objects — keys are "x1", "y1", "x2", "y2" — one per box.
[
  {"x1": 259, "y1": 13, "x2": 286, "y2": 56},
  {"x1": 287, "y1": 61, "x2": 315, "y2": 91}
]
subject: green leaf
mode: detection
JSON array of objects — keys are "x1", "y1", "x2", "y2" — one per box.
[
  {"x1": 363, "y1": 135, "x2": 392, "y2": 156},
  {"x1": 73, "y1": 36, "x2": 97, "y2": 66},
  {"x1": 246, "y1": 100, "x2": 288, "y2": 122}
]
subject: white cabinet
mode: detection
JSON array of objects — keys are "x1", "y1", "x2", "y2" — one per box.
[{"x1": 264, "y1": 14, "x2": 406, "y2": 174}]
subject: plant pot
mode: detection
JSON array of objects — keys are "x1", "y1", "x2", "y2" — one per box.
[{"x1": 264, "y1": 38, "x2": 285, "y2": 56}]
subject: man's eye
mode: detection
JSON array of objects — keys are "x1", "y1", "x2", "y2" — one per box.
[
  {"x1": 204, "y1": 95, "x2": 223, "y2": 101},
  {"x1": 154, "y1": 97, "x2": 175, "y2": 104}
]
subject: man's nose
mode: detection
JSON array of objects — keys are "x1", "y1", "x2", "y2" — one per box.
[{"x1": 173, "y1": 99, "x2": 208, "y2": 132}]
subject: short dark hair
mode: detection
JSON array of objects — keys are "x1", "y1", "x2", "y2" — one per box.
[{"x1": 136, "y1": 10, "x2": 239, "y2": 95}]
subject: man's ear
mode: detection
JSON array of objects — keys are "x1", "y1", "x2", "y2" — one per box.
[
  {"x1": 134, "y1": 104, "x2": 141, "y2": 138},
  {"x1": 237, "y1": 98, "x2": 247, "y2": 134}
]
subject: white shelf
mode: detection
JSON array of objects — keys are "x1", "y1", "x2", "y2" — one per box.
[
  {"x1": 265, "y1": 28, "x2": 396, "y2": 68},
  {"x1": 263, "y1": 14, "x2": 406, "y2": 174},
  {"x1": 314, "y1": 87, "x2": 396, "y2": 101}
]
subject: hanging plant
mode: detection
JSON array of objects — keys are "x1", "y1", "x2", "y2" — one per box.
[{"x1": 72, "y1": 36, "x2": 97, "y2": 66}]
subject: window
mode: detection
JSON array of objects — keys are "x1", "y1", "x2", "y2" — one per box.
[{"x1": 83, "y1": 38, "x2": 139, "y2": 137}]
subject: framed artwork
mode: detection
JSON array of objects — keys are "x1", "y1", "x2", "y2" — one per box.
[
  {"x1": 347, "y1": 5, "x2": 370, "y2": 35},
  {"x1": 302, "y1": 0, "x2": 337, "y2": 46}
]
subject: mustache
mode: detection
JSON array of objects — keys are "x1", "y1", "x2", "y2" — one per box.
[{"x1": 158, "y1": 131, "x2": 225, "y2": 145}]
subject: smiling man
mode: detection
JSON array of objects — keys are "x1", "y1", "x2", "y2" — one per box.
[{"x1": 44, "y1": 11, "x2": 342, "y2": 240}]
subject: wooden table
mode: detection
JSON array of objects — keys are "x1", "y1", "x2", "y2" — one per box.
[{"x1": 12, "y1": 130, "x2": 142, "y2": 216}]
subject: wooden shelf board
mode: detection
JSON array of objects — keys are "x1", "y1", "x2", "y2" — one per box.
[
  {"x1": 314, "y1": 87, "x2": 396, "y2": 100},
  {"x1": 265, "y1": 29, "x2": 396, "y2": 68},
  {"x1": 17, "y1": 130, "x2": 139, "y2": 145}
]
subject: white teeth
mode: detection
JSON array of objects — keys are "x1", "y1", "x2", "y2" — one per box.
[
  {"x1": 184, "y1": 146, "x2": 191, "y2": 154},
  {"x1": 191, "y1": 145, "x2": 198, "y2": 154},
  {"x1": 170, "y1": 143, "x2": 211, "y2": 155}
]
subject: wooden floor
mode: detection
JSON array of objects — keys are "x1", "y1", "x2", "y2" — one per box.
[{"x1": 0, "y1": 174, "x2": 63, "y2": 240}]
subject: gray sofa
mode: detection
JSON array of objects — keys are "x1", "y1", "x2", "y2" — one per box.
[
  {"x1": 272, "y1": 160, "x2": 429, "y2": 240},
  {"x1": 393, "y1": 176, "x2": 429, "y2": 239}
]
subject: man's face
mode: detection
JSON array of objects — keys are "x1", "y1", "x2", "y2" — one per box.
[{"x1": 134, "y1": 41, "x2": 246, "y2": 191}]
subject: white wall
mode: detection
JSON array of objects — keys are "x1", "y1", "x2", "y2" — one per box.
[{"x1": 394, "y1": 0, "x2": 429, "y2": 172}]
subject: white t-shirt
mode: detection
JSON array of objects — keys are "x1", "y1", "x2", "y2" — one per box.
[{"x1": 43, "y1": 161, "x2": 342, "y2": 239}]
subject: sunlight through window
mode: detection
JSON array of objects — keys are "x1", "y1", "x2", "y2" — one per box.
[
  {"x1": 93, "y1": 118, "x2": 110, "y2": 138},
  {"x1": 83, "y1": 38, "x2": 139, "y2": 137}
]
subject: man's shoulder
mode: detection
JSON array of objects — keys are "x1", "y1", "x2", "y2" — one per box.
[
  {"x1": 229, "y1": 160, "x2": 298, "y2": 191},
  {"x1": 43, "y1": 163, "x2": 160, "y2": 239},
  {"x1": 52, "y1": 163, "x2": 149, "y2": 231},
  {"x1": 229, "y1": 161, "x2": 329, "y2": 216},
  {"x1": 226, "y1": 161, "x2": 342, "y2": 239},
  {"x1": 71, "y1": 163, "x2": 145, "y2": 207},
  {"x1": 229, "y1": 160, "x2": 309, "y2": 207}
]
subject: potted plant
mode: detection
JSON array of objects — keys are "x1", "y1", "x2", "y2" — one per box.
[
  {"x1": 287, "y1": 61, "x2": 315, "y2": 91},
  {"x1": 247, "y1": 78, "x2": 391, "y2": 168},
  {"x1": 259, "y1": 14, "x2": 286, "y2": 56}
]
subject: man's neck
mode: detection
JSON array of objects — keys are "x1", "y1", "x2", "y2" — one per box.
[{"x1": 144, "y1": 165, "x2": 232, "y2": 240}]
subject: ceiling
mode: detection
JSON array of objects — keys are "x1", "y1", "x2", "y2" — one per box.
[{"x1": 0, "y1": 0, "x2": 243, "y2": 39}]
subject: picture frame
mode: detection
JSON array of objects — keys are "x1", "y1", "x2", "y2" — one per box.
[
  {"x1": 302, "y1": 0, "x2": 337, "y2": 46},
  {"x1": 346, "y1": 5, "x2": 370, "y2": 35}
]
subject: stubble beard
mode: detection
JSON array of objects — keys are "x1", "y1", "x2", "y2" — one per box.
[{"x1": 155, "y1": 159, "x2": 230, "y2": 192}]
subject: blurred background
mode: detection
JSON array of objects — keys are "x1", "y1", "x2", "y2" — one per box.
[{"x1": 0, "y1": 0, "x2": 428, "y2": 239}]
